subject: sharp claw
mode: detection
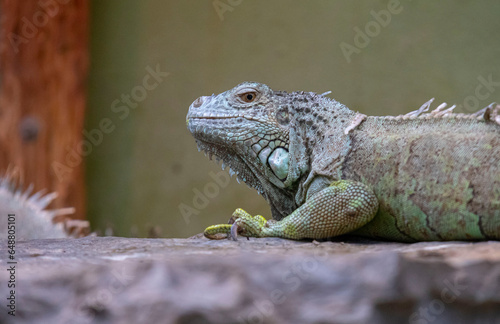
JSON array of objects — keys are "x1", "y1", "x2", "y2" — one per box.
[{"x1": 230, "y1": 222, "x2": 239, "y2": 241}]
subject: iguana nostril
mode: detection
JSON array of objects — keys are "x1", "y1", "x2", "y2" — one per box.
[
  {"x1": 192, "y1": 96, "x2": 204, "y2": 108},
  {"x1": 192, "y1": 96, "x2": 212, "y2": 108}
]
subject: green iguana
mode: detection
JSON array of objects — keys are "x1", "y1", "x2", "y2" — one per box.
[{"x1": 186, "y1": 82, "x2": 500, "y2": 242}]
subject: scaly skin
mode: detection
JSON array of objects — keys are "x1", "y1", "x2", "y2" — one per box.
[
  {"x1": 187, "y1": 82, "x2": 500, "y2": 241},
  {"x1": 204, "y1": 181, "x2": 379, "y2": 240}
]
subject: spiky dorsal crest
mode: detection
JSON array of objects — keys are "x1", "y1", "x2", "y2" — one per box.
[{"x1": 387, "y1": 99, "x2": 500, "y2": 124}]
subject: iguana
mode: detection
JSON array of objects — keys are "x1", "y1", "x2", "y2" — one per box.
[{"x1": 186, "y1": 82, "x2": 500, "y2": 242}]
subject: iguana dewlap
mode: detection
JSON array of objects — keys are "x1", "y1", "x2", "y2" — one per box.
[{"x1": 187, "y1": 82, "x2": 500, "y2": 242}]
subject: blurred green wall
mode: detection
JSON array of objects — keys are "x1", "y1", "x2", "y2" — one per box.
[{"x1": 87, "y1": 0, "x2": 500, "y2": 238}]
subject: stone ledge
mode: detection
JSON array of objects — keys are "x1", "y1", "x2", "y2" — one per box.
[{"x1": 1, "y1": 236, "x2": 499, "y2": 324}]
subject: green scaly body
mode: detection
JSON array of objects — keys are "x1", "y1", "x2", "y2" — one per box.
[{"x1": 187, "y1": 82, "x2": 500, "y2": 242}]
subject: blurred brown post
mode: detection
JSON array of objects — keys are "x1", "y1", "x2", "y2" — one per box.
[{"x1": 0, "y1": 0, "x2": 89, "y2": 221}]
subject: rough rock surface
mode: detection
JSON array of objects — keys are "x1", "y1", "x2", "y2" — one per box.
[{"x1": 1, "y1": 236, "x2": 500, "y2": 324}]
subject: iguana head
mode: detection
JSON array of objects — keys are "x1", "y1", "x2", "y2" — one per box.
[{"x1": 187, "y1": 82, "x2": 354, "y2": 219}]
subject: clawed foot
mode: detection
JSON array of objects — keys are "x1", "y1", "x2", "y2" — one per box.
[{"x1": 203, "y1": 208, "x2": 271, "y2": 241}]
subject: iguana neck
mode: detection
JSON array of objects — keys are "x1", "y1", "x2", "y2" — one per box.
[{"x1": 287, "y1": 97, "x2": 359, "y2": 206}]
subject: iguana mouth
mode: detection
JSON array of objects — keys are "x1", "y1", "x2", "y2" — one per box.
[
  {"x1": 188, "y1": 115, "x2": 270, "y2": 123},
  {"x1": 188, "y1": 115, "x2": 242, "y2": 120}
]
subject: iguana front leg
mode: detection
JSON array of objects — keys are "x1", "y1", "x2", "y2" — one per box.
[{"x1": 204, "y1": 180, "x2": 379, "y2": 240}]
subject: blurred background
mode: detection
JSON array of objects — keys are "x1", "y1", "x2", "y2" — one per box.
[{"x1": 2, "y1": 0, "x2": 499, "y2": 238}]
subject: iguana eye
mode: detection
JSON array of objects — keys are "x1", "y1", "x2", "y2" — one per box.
[{"x1": 239, "y1": 92, "x2": 257, "y2": 103}]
